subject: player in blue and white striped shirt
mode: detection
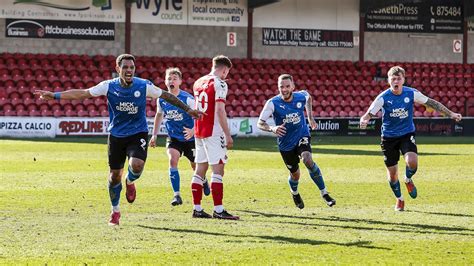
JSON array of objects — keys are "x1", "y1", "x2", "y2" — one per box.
[{"x1": 360, "y1": 66, "x2": 462, "y2": 211}]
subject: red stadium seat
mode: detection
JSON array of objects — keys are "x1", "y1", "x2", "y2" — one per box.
[
  {"x1": 238, "y1": 110, "x2": 249, "y2": 117},
  {"x1": 100, "y1": 110, "x2": 109, "y2": 117},
  {"x1": 65, "y1": 110, "x2": 77, "y2": 116},
  {"x1": 29, "y1": 110, "x2": 41, "y2": 116},
  {"x1": 4, "y1": 110, "x2": 17, "y2": 116}
]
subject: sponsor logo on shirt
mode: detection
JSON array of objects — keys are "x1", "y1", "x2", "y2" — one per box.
[
  {"x1": 389, "y1": 108, "x2": 408, "y2": 119},
  {"x1": 116, "y1": 102, "x2": 138, "y2": 114},
  {"x1": 283, "y1": 112, "x2": 301, "y2": 124},
  {"x1": 164, "y1": 110, "x2": 184, "y2": 121}
]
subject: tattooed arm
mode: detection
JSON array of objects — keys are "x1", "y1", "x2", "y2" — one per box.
[
  {"x1": 424, "y1": 98, "x2": 462, "y2": 122},
  {"x1": 160, "y1": 91, "x2": 191, "y2": 112},
  {"x1": 160, "y1": 91, "x2": 204, "y2": 119}
]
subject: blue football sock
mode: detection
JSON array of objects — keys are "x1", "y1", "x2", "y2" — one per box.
[
  {"x1": 405, "y1": 167, "x2": 417, "y2": 179},
  {"x1": 169, "y1": 167, "x2": 180, "y2": 193},
  {"x1": 108, "y1": 182, "x2": 122, "y2": 207},
  {"x1": 127, "y1": 166, "x2": 141, "y2": 183},
  {"x1": 308, "y1": 162, "x2": 326, "y2": 190},
  {"x1": 288, "y1": 176, "x2": 299, "y2": 194},
  {"x1": 389, "y1": 180, "x2": 402, "y2": 198}
]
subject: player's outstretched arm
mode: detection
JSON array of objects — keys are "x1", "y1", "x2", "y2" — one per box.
[
  {"x1": 35, "y1": 89, "x2": 92, "y2": 100},
  {"x1": 159, "y1": 91, "x2": 204, "y2": 119},
  {"x1": 424, "y1": 98, "x2": 462, "y2": 122}
]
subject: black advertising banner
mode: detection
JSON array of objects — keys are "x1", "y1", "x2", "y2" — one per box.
[
  {"x1": 347, "y1": 119, "x2": 381, "y2": 136},
  {"x1": 6, "y1": 18, "x2": 115, "y2": 40},
  {"x1": 414, "y1": 118, "x2": 464, "y2": 136},
  {"x1": 310, "y1": 118, "x2": 469, "y2": 136},
  {"x1": 313, "y1": 119, "x2": 348, "y2": 136},
  {"x1": 365, "y1": 0, "x2": 463, "y2": 33},
  {"x1": 262, "y1": 28, "x2": 353, "y2": 48}
]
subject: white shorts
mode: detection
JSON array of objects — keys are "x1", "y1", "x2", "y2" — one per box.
[{"x1": 195, "y1": 135, "x2": 228, "y2": 165}]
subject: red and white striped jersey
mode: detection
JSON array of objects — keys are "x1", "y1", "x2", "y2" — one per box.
[{"x1": 193, "y1": 74, "x2": 228, "y2": 138}]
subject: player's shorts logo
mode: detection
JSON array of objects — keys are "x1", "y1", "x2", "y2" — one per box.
[
  {"x1": 404, "y1": 97, "x2": 410, "y2": 103},
  {"x1": 410, "y1": 135, "x2": 416, "y2": 144},
  {"x1": 298, "y1": 137, "x2": 309, "y2": 146},
  {"x1": 134, "y1": 91, "x2": 141, "y2": 98}
]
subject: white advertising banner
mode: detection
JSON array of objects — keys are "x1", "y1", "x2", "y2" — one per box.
[
  {"x1": 131, "y1": 0, "x2": 188, "y2": 25},
  {"x1": 0, "y1": 117, "x2": 272, "y2": 138},
  {"x1": 0, "y1": 0, "x2": 247, "y2": 26},
  {"x1": 188, "y1": 0, "x2": 247, "y2": 27},
  {"x1": 130, "y1": 0, "x2": 247, "y2": 26},
  {"x1": 0, "y1": 117, "x2": 56, "y2": 138},
  {"x1": 56, "y1": 117, "x2": 109, "y2": 136},
  {"x1": 229, "y1": 117, "x2": 273, "y2": 137},
  {"x1": 0, "y1": 0, "x2": 125, "y2": 22}
]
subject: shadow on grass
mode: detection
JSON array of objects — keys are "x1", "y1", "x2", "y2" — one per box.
[
  {"x1": 137, "y1": 225, "x2": 390, "y2": 250},
  {"x1": 2, "y1": 136, "x2": 461, "y2": 156},
  {"x1": 238, "y1": 210, "x2": 474, "y2": 237},
  {"x1": 308, "y1": 148, "x2": 457, "y2": 156},
  {"x1": 405, "y1": 210, "x2": 474, "y2": 218},
  {"x1": 3, "y1": 136, "x2": 472, "y2": 153}
]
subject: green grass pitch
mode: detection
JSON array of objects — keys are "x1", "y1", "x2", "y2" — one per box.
[{"x1": 1, "y1": 136, "x2": 473, "y2": 264}]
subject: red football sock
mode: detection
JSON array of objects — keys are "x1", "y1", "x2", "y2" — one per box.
[
  {"x1": 211, "y1": 182, "x2": 223, "y2": 206},
  {"x1": 191, "y1": 183, "x2": 203, "y2": 205}
]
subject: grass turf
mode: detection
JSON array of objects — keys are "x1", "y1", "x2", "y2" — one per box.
[{"x1": 1, "y1": 136, "x2": 473, "y2": 264}]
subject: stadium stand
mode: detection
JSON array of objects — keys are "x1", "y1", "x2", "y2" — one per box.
[{"x1": 0, "y1": 53, "x2": 473, "y2": 117}]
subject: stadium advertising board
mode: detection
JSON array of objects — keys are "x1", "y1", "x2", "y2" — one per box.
[
  {"x1": 5, "y1": 19, "x2": 115, "y2": 40},
  {"x1": 262, "y1": 28, "x2": 353, "y2": 48},
  {"x1": 313, "y1": 119, "x2": 347, "y2": 136},
  {"x1": 0, "y1": 0, "x2": 124, "y2": 22},
  {"x1": 347, "y1": 119, "x2": 380, "y2": 136},
  {"x1": 0, "y1": 117, "x2": 56, "y2": 138},
  {"x1": 229, "y1": 117, "x2": 273, "y2": 137},
  {"x1": 132, "y1": 0, "x2": 248, "y2": 26},
  {"x1": 56, "y1": 118, "x2": 109, "y2": 136},
  {"x1": 2, "y1": 117, "x2": 471, "y2": 138},
  {"x1": 188, "y1": 0, "x2": 247, "y2": 27},
  {"x1": 0, "y1": 0, "x2": 247, "y2": 26},
  {"x1": 131, "y1": 0, "x2": 187, "y2": 25},
  {"x1": 414, "y1": 118, "x2": 463, "y2": 136},
  {"x1": 468, "y1": 19, "x2": 474, "y2": 32},
  {"x1": 365, "y1": 0, "x2": 463, "y2": 33}
]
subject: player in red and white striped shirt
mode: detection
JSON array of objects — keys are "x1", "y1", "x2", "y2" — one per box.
[{"x1": 190, "y1": 55, "x2": 239, "y2": 220}]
